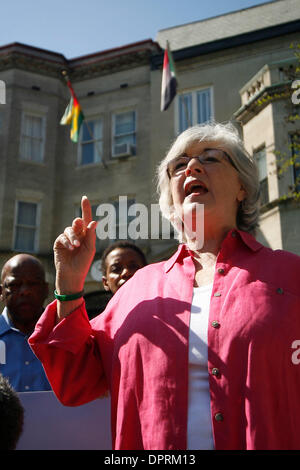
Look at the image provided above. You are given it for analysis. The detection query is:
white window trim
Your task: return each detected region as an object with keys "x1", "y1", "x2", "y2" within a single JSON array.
[
  {"x1": 175, "y1": 86, "x2": 214, "y2": 135},
  {"x1": 12, "y1": 200, "x2": 41, "y2": 253},
  {"x1": 111, "y1": 110, "x2": 137, "y2": 158},
  {"x1": 19, "y1": 111, "x2": 46, "y2": 163},
  {"x1": 77, "y1": 116, "x2": 103, "y2": 166}
]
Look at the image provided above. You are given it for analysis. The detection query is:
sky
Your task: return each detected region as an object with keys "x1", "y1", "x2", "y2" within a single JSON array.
[{"x1": 1, "y1": 0, "x2": 275, "y2": 58}]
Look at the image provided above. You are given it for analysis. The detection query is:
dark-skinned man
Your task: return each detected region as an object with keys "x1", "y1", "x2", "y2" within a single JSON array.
[{"x1": 0, "y1": 254, "x2": 51, "y2": 391}]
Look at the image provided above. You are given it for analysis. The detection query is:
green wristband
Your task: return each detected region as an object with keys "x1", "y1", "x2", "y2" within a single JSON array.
[{"x1": 54, "y1": 289, "x2": 84, "y2": 301}]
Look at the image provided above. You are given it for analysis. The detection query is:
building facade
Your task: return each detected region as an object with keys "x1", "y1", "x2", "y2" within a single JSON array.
[{"x1": 0, "y1": 0, "x2": 299, "y2": 313}]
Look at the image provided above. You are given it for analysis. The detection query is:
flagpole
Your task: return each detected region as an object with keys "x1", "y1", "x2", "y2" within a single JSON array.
[{"x1": 61, "y1": 70, "x2": 107, "y2": 169}]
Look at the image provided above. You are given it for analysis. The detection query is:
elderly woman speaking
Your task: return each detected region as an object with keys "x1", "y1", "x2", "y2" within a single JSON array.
[{"x1": 29, "y1": 122, "x2": 300, "y2": 450}]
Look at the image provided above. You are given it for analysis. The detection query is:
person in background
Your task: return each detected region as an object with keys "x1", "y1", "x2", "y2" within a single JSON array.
[
  {"x1": 0, "y1": 254, "x2": 51, "y2": 392},
  {"x1": 0, "y1": 373, "x2": 24, "y2": 450},
  {"x1": 101, "y1": 241, "x2": 147, "y2": 295},
  {"x1": 29, "y1": 122, "x2": 300, "y2": 450},
  {"x1": 85, "y1": 242, "x2": 147, "y2": 319}
]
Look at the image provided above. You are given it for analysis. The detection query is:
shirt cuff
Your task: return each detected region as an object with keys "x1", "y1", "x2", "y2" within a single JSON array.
[{"x1": 29, "y1": 299, "x2": 92, "y2": 354}]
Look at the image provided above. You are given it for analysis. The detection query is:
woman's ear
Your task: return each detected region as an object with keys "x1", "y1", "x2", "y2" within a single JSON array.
[{"x1": 236, "y1": 184, "x2": 246, "y2": 202}]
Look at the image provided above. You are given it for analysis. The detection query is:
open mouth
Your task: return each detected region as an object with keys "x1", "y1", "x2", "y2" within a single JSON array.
[{"x1": 184, "y1": 180, "x2": 208, "y2": 197}]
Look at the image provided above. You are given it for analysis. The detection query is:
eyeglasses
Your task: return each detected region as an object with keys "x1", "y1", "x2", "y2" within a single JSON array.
[{"x1": 166, "y1": 148, "x2": 236, "y2": 178}]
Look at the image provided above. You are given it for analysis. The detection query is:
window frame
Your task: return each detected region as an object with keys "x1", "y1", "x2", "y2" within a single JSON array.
[
  {"x1": 77, "y1": 117, "x2": 103, "y2": 166},
  {"x1": 19, "y1": 112, "x2": 46, "y2": 163},
  {"x1": 13, "y1": 200, "x2": 41, "y2": 253},
  {"x1": 175, "y1": 86, "x2": 214, "y2": 134},
  {"x1": 111, "y1": 110, "x2": 137, "y2": 158}
]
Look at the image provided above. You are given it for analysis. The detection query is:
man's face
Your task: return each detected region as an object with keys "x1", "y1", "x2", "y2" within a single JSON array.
[
  {"x1": 102, "y1": 248, "x2": 145, "y2": 295},
  {"x1": 0, "y1": 258, "x2": 48, "y2": 328}
]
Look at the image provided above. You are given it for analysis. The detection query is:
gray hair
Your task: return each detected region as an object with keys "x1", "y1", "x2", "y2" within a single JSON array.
[{"x1": 156, "y1": 121, "x2": 260, "y2": 235}]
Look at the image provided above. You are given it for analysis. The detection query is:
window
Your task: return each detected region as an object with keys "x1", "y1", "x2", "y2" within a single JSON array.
[
  {"x1": 254, "y1": 147, "x2": 269, "y2": 205},
  {"x1": 177, "y1": 88, "x2": 212, "y2": 133},
  {"x1": 14, "y1": 201, "x2": 39, "y2": 252},
  {"x1": 112, "y1": 111, "x2": 136, "y2": 157},
  {"x1": 20, "y1": 113, "x2": 45, "y2": 162},
  {"x1": 78, "y1": 119, "x2": 103, "y2": 166}
]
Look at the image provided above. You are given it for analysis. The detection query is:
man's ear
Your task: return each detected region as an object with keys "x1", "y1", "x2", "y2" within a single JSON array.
[
  {"x1": 0, "y1": 284, "x2": 3, "y2": 301},
  {"x1": 102, "y1": 276, "x2": 110, "y2": 292}
]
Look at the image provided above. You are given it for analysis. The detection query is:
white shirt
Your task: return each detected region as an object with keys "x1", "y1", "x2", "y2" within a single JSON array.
[{"x1": 187, "y1": 284, "x2": 214, "y2": 450}]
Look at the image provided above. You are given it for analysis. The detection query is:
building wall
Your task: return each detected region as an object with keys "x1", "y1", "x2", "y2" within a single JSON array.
[
  {"x1": 235, "y1": 51, "x2": 300, "y2": 254},
  {"x1": 0, "y1": 4, "x2": 300, "y2": 310}
]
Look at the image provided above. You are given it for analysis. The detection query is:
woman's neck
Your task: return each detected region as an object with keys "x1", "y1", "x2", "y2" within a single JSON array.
[
  {"x1": 187, "y1": 223, "x2": 234, "y2": 257},
  {"x1": 186, "y1": 224, "x2": 235, "y2": 287}
]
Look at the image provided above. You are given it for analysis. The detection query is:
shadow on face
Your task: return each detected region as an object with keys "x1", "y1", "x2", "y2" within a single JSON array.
[{"x1": 0, "y1": 254, "x2": 48, "y2": 333}]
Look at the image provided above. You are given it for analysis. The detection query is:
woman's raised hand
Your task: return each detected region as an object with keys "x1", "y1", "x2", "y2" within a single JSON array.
[{"x1": 54, "y1": 196, "x2": 97, "y2": 295}]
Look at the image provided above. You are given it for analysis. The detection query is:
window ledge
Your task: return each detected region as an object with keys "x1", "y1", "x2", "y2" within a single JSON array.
[
  {"x1": 76, "y1": 155, "x2": 137, "y2": 169},
  {"x1": 18, "y1": 158, "x2": 46, "y2": 167},
  {"x1": 75, "y1": 161, "x2": 104, "y2": 170},
  {"x1": 108, "y1": 155, "x2": 137, "y2": 164}
]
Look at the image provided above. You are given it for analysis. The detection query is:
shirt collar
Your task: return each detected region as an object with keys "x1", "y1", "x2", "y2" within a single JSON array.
[
  {"x1": 0, "y1": 307, "x2": 12, "y2": 335},
  {"x1": 164, "y1": 243, "x2": 193, "y2": 273},
  {"x1": 164, "y1": 229, "x2": 263, "y2": 273},
  {"x1": 236, "y1": 229, "x2": 263, "y2": 252}
]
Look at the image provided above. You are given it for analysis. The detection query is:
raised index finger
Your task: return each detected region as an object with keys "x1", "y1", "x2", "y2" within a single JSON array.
[{"x1": 81, "y1": 195, "x2": 93, "y2": 226}]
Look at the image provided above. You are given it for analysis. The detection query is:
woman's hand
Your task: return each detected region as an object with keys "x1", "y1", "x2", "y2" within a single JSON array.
[{"x1": 54, "y1": 196, "x2": 97, "y2": 296}]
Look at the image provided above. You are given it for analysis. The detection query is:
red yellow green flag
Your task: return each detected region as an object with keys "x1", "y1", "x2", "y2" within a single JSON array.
[
  {"x1": 160, "y1": 41, "x2": 177, "y2": 111},
  {"x1": 60, "y1": 80, "x2": 84, "y2": 143}
]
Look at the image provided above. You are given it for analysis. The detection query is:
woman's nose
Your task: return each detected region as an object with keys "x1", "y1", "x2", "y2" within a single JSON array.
[{"x1": 184, "y1": 157, "x2": 204, "y2": 176}]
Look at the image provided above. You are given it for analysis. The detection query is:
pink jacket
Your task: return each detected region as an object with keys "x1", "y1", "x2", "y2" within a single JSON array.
[{"x1": 29, "y1": 229, "x2": 300, "y2": 450}]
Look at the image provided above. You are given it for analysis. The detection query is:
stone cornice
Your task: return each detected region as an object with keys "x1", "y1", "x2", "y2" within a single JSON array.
[
  {"x1": 260, "y1": 195, "x2": 300, "y2": 215},
  {"x1": 234, "y1": 81, "x2": 292, "y2": 125},
  {"x1": 69, "y1": 46, "x2": 160, "y2": 81},
  {"x1": 0, "y1": 40, "x2": 162, "y2": 81},
  {"x1": 0, "y1": 50, "x2": 67, "y2": 78}
]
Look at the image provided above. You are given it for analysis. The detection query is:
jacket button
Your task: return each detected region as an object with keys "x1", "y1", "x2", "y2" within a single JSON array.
[
  {"x1": 212, "y1": 367, "x2": 220, "y2": 377},
  {"x1": 214, "y1": 292, "x2": 221, "y2": 297},
  {"x1": 217, "y1": 268, "x2": 225, "y2": 274},
  {"x1": 211, "y1": 320, "x2": 220, "y2": 329},
  {"x1": 277, "y1": 287, "x2": 283, "y2": 294},
  {"x1": 214, "y1": 412, "x2": 224, "y2": 422}
]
